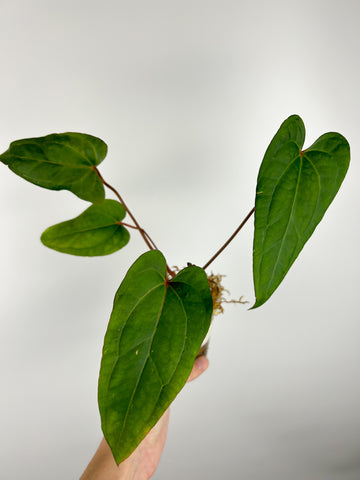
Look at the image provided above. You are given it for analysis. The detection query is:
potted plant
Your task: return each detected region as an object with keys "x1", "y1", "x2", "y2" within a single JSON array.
[{"x1": 0, "y1": 114, "x2": 350, "y2": 465}]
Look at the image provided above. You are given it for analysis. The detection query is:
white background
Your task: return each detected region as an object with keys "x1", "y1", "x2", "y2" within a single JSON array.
[{"x1": 0, "y1": 1, "x2": 359, "y2": 478}]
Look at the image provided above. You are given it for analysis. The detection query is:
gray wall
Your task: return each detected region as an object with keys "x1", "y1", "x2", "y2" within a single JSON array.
[{"x1": 0, "y1": 1, "x2": 359, "y2": 478}]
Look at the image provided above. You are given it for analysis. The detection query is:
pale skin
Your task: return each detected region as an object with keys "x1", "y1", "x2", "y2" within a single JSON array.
[{"x1": 80, "y1": 355, "x2": 209, "y2": 480}]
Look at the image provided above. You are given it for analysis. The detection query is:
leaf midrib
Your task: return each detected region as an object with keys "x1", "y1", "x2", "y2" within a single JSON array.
[
  {"x1": 110, "y1": 279, "x2": 190, "y2": 445},
  {"x1": 45, "y1": 222, "x2": 126, "y2": 239},
  {"x1": 261, "y1": 154, "x2": 303, "y2": 297},
  {"x1": 103, "y1": 268, "x2": 165, "y2": 423},
  {"x1": 116, "y1": 281, "x2": 168, "y2": 440},
  {"x1": 139, "y1": 284, "x2": 189, "y2": 431},
  {"x1": 11, "y1": 138, "x2": 98, "y2": 167},
  {"x1": 261, "y1": 151, "x2": 322, "y2": 298},
  {"x1": 9, "y1": 154, "x2": 94, "y2": 169}
]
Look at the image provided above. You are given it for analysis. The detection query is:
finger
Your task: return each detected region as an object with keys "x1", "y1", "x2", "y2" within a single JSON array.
[{"x1": 187, "y1": 355, "x2": 209, "y2": 383}]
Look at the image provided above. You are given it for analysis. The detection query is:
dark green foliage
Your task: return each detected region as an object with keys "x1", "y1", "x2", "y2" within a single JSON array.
[
  {"x1": 0, "y1": 132, "x2": 107, "y2": 202},
  {"x1": 98, "y1": 250, "x2": 213, "y2": 464},
  {"x1": 41, "y1": 200, "x2": 130, "y2": 256},
  {"x1": 252, "y1": 115, "x2": 350, "y2": 308}
]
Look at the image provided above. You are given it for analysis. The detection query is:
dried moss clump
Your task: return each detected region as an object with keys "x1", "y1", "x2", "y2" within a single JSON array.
[{"x1": 207, "y1": 272, "x2": 248, "y2": 315}]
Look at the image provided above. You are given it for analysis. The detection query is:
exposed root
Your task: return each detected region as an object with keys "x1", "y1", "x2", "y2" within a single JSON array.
[{"x1": 207, "y1": 273, "x2": 248, "y2": 315}]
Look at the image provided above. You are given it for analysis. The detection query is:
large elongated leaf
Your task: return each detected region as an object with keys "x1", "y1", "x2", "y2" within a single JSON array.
[
  {"x1": 0, "y1": 132, "x2": 107, "y2": 203},
  {"x1": 253, "y1": 115, "x2": 350, "y2": 308},
  {"x1": 98, "y1": 250, "x2": 213, "y2": 464},
  {"x1": 41, "y1": 199, "x2": 130, "y2": 256}
]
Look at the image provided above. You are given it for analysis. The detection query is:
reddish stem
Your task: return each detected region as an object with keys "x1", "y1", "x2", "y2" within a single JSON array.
[
  {"x1": 95, "y1": 167, "x2": 176, "y2": 279},
  {"x1": 202, "y1": 207, "x2": 255, "y2": 270},
  {"x1": 95, "y1": 167, "x2": 154, "y2": 251}
]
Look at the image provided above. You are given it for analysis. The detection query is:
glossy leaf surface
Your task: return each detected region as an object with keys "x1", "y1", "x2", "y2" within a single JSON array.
[
  {"x1": 41, "y1": 200, "x2": 129, "y2": 256},
  {"x1": 253, "y1": 115, "x2": 350, "y2": 308},
  {"x1": 0, "y1": 132, "x2": 107, "y2": 202},
  {"x1": 98, "y1": 250, "x2": 213, "y2": 464}
]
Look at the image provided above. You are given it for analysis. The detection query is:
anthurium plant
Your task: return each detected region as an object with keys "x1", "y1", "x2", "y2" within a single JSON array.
[{"x1": 0, "y1": 115, "x2": 350, "y2": 464}]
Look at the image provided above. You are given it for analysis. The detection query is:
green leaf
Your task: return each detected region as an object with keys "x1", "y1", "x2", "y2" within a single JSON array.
[
  {"x1": 41, "y1": 200, "x2": 130, "y2": 256},
  {"x1": 98, "y1": 250, "x2": 213, "y2": 464},
  {"x1": 0, "y1": 132, "x2": 107, "y2": 203},
  {"x1": 253, "y1": 115, "x2": 350, "y2": 308}
]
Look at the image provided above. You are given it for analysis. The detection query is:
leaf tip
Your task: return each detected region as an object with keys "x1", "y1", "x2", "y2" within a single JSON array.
[{"x1": 250, "y1": 297, "x2": 266, "y2": 310}]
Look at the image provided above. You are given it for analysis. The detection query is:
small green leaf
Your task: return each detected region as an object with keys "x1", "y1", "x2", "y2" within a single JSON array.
[
  {"x1": 253, "y1": 115, "x2": 350, "y2": 308},
  {"x1": 41, "y1": 200, "x2": 130, "y2": 256},
  {"x1": 98, "y1": 250, "x2": 213, "y2": 464},
  {"x1": 0, "y1": 132, "x2": 107, "y2": 203}
]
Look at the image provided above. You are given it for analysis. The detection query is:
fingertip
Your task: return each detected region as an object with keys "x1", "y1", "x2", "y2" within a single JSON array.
[
  {"x1": 187, "y1": 355, "x2": 210, "y2": 382},
  {"x1": 195, "y1": 354, "x2": 209, "y2": 373}
]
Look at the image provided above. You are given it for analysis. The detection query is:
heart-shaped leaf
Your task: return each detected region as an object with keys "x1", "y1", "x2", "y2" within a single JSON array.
[
  {"x1": 41, "y1": 199, "x2": 130, "y2": 256},
  {"x1": 0, "y1": 132, "x2": 107, "y2": 203},
  {"x1": 253, "y1": 115, "x2": 350, "y2": 308},
  {"x1": 98, "y1": 250, "x2": 213, "y2": 464}
]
